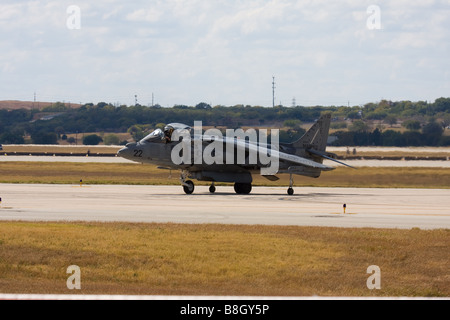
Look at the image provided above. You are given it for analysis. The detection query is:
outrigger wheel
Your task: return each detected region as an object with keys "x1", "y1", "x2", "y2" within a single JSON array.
[
  {"x1": 287, "y1": 173, "x2": 294, "y2": 195},
  {"x1": 183, "y1": 180, "x2": 195, "y2": 194}
]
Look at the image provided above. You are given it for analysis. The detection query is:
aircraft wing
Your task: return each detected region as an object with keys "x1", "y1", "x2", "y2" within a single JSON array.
[
  {"x1": 307, "y1": 148, "x2": 356, "y2": 169},
  {"x1": 276, "y1": 150, "x2": 335, "y2": 171},
  {"x1": 200, "y1": 134, "x2": 335, "y2": 171}
]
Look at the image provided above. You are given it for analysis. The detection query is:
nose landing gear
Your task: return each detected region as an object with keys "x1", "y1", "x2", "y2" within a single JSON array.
[{"x1": 180, "y1": 171, "x2": 195, "y2": 194}]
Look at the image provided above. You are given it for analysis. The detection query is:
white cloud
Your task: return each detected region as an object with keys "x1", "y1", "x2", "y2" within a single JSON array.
[
  {"x1": 126, "y1": 8, "x2": 163, "y2": 23},
  {"x1": 0, "y1": 0, "x2": 449, "y2": 106}
]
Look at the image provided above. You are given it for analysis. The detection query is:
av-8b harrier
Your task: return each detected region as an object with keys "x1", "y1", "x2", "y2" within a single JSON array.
[{"x1": 118, "y1": 113, "x2": 352, "y2": 195}]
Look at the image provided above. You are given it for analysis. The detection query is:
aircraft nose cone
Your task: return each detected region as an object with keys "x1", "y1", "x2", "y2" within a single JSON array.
[
  {"x1": 117, "y1": 146, "x2": 129, "y2": 158},
  {"x1": 117, "y1": 147, "x2": 125, "y2": 155},
  {"x1": 118, "y1": 142, "x2": 139, "y2": 160}
]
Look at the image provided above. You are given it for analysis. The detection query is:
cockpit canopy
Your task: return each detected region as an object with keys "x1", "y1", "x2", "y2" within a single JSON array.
[
  {"x1": 140, "y1": 123, "x2": 191, "y2": 143},
  {"x1": 165, "y1": 123, "x2": 191, "y2": 131},
  {"x1": 141, "y1": 128, "x2": 164, "y2": 142}
]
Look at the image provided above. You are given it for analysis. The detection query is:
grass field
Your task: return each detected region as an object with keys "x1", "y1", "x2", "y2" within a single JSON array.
[
  {"x1": 1, "y1": 145, "x2": 120, "y2": 155},
  {"x1": 327, "y1": 146, "x2": 450, "y2": 158},
  {"x1": 0, "y1": 221, "x2": 448, "y2": 296},
  {"x1": 0, "y1": 161, "x2": 449, "y2": 189},
  {"x1": 1, "y1": 152, "x2": 448, "y2": 297}
]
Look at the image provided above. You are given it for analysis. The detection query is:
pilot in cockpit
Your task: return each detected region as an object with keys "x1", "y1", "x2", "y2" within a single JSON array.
[{"x1": 164, "y1": 125, "x2": 174, "y2": 143}]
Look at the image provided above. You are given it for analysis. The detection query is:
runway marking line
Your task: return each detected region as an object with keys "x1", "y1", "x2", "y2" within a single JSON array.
[
  {"x1": 330, "y1": 212, "x2": 358, "y2": 215},
  {"x1": 329, "y1": 211, "x2": 449, "y2": 217},
  {"x1": 369, "y1": 212, "x2": 450, "y2": 217}
]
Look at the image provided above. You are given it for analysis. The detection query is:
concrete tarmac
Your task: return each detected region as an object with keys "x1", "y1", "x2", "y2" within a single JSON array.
[{"x1": 0, "y1": 184, "x2": 449, "y2": 229}]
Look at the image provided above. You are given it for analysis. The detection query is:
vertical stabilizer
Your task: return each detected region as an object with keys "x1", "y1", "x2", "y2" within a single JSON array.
[{"x1": 292, "y1": 113, "x2": 331, "y2": 152}]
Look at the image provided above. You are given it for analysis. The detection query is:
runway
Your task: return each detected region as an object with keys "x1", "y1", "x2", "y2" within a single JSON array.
[{"x1": 0, "y1": 184, "x2": 449, "y2": 229}]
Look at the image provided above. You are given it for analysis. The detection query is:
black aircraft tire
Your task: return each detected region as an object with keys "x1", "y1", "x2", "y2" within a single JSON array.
[
  {"x1": 234, "y1": 183, "x2": 252, "y2": 195},
  {"x1": 183, "y1": 180, "x2": 195, "y2": 194},
  {"x1": 287, "y1": 187, "x2": 294, "y2": 195},
  {"x1": 209, "y1": 185, "x2": 216, "y2": 193}
]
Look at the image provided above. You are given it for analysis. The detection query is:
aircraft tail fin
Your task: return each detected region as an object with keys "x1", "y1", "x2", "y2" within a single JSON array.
[{"x1": 292, "y1": 113, "x2": 331, "y2": 152}]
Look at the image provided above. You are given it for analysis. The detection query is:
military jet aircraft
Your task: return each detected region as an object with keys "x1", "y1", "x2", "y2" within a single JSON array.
[{"x1": 117, "y1": 113, "x2": 353, "y2": 195}]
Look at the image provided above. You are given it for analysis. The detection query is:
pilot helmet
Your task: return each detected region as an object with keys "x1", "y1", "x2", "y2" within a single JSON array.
[{"x1": 164, "y1": 125, "x2": 174, "y2": 136}]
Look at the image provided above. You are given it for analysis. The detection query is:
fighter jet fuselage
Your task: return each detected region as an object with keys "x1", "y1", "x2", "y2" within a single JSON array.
[{"x1": 118, "y1": 114, "x2": 351, "y2": 195}]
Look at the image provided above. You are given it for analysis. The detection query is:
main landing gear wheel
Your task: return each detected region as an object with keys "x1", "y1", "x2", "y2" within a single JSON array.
[
  {"x1": 209, "y1": 184, "x2": 216, "y2": 193},
  {"x1": 234, "y1": 182, "x2": 252, "y2": 194},
  {"x1": 183, "y1": 180, "x2": 195, "y2": 194}
]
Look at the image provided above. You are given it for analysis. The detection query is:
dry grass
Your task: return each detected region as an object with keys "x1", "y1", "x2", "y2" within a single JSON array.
[
  {"x1": 0, "y1": 101, "x2": 76, "y2": 110},
  {"x1": 0, "y1": 162, "x2": 165, "y2": 185},
  {"x1": 288, "y1": 167, "x2": 450, "y2": 189},
  {"x1": 0, "y1": 222, "x2": 448, "y2": 296},
  {"x1": 0, "y1": 162, "x2": 449, "y2": 189},
  {"x1": 328, "y1": 147, "x2": 450, "y2": 158},
  {"x1": 2, "y1": 145, "x2": 120, "y2": 155}
]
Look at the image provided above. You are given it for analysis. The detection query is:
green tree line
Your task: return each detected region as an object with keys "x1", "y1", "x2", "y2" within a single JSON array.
[
  {"x1": 0, "y1": 98, "x2": 449, "y2": 146},
  {"x1": 331, "y1": 122, "x2": 449, "y2": 147}
]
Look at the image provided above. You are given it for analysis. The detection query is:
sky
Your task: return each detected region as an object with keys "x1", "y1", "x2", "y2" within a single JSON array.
[{"x1": 0, "y1": 0, "x2": 449, "y2": 107}]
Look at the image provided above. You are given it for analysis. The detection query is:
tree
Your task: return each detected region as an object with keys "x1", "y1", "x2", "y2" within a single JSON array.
[
  {"x1": 381, "y1": 130, "x2": 405, "y2": 146},
  {"x1": 104, "y1": 134, "x2": 120, "y2": 145},
  {"x1": 83, "y1": 134, "x2": 103, "y2": 145},
  {"x1": 441, "y1": 113, "x2": 450, "y2": 128},
  {"x1": 384, "y1": 115, "x2": 397, "y2": 127},
  {"x1": 283, "y1": 119, "x2": 302, "y2": 128},
  {"x1": 403, "y1": 120, "x2": 421, "y2": 131},
  {"x1": 195, "y1": 102, "x2": 212, "y2": 109},
  {"x1": 0, "y1": 132, "x2": 25, "y2": 144},
  {"x1": 403, "y1": 131, "x2": 424, "y2": 146},
  {"x1": 433, "y1": 97, "x2": 450, "y2": 112},
  {"x1": 128, "y1": 125, "x2": 144, "y2": 142},
  {"x1": 350, "y1": 120, "x2": 369, "y2": 132},
  {"x1": 31, "y1": 132, "x2": 57, "y2": 144},
  {"x1": 366, "y1": 111, "x2": 387, "y2": 120},
  {"x1": 55, "y1": 126, "x2": 65, "y2": 138},
  {"x1": 347, "y1": 110, "x2": 361, "y2": 119},
  {"x1": 422, "y1": 121, "x2": 443, "y2": 146},
  {"x1": 371, "y1": 128, "x2": 382, "y2": 146}
]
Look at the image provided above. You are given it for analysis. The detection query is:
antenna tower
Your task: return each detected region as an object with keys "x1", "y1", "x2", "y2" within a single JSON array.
[{"x1": 272, "y1": 76, "x2": 276, "y2": 107}]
